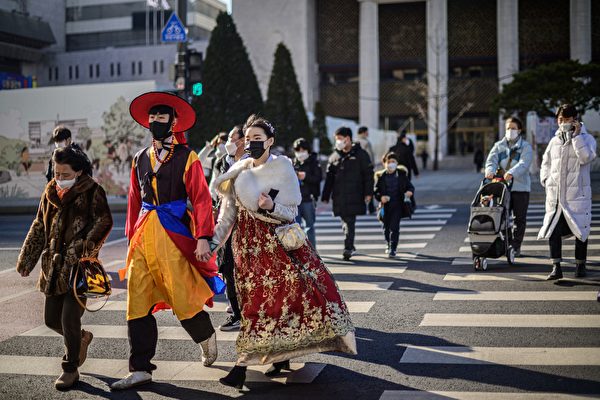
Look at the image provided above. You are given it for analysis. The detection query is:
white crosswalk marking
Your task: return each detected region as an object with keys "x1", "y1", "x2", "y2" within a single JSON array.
[
  {"x1": 444, "y1": 273, "x2": 547, "y2": 281},
  {"x1": 419, "y1": 314, "x2": 600, "y2": 328},
  {"x1": 380, "y1": 391, "x2": 599, "y2": 399},
  {"x1": 433, "y1": 291, "x2": 597, "y2": 301},
  {"x1": 399, "y1": 345, "x2": 600, "y2": 365}
]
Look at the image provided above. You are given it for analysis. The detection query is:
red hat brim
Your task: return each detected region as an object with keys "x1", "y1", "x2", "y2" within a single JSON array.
[{"x1": 129, "y1": 91, "x2": 196, "y2": 133}]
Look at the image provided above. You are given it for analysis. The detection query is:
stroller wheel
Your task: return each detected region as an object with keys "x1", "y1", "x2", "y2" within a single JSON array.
[
  {"x1": 507, "y1": 246, "x2": 516, "y2": 265},
  {"x1": 473, "y1": 257, "x2": 481, "y2": 271},
  {"x1": 481, "y1": 258, "x2": 488, "y2": 271}
]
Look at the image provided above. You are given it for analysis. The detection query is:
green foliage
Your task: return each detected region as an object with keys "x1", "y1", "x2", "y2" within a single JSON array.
[
  {"x1": 190, "y1": 12, "x2": 263, "y2": 148},
  {"x1": 102, "y1": 97, "x2": 147, "y2": 145},
  {"x1": 312, "y1": 101, "x2": 331, "y2": 154},
  {"x1": 264, "y1": 43, "x2": 312, "y2": 149},
  {"x1": 493, "y1": 60, "x2": 600, "y2": 117}
]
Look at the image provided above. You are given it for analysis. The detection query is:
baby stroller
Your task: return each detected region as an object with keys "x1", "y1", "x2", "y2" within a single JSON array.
[{"x1": 467, "y1": 178, "x2": 515, "y2": 271}]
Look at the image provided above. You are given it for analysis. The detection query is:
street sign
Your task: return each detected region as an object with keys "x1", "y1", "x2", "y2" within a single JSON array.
[{"x1": 161, "y1": 12, "x2": 187, "y2": 43}]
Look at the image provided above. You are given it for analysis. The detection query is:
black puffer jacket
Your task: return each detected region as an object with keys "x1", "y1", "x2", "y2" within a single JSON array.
[
  {"x1": 322, "y1": 144, "x2": 374, "y2": 217},
  {"x1": 293, "y1": 152, "x2": 322, "y2": 203}
]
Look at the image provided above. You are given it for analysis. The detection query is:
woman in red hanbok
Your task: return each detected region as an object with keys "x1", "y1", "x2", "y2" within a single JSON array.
[{"x1": 211, "y1": 115, "x2": 356, "y2": 389}]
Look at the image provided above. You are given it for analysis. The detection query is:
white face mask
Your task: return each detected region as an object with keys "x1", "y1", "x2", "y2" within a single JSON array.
[
  {"x1": 56, "y1": 177, "x2": 77, "y2": 190},
  {"x1": 387, "y1": 162, "x2": 398, "y2": 172},
  {"x1": 335, "y1": 139, "x2": 346, "y2": 151},
  {"x1": 55, "y1": 141, "x2": 67, "y2": 149},
  {"x1": 295, "y1": 151, "x2": 309, "y2": 162},
  {"x1": 505, "y1": 129, "x2": 520, "y2": 141},
  {"x1": 225, "y1": 141, "x2": 238, "y2": 156},
  {"x1": 559, "y1": 122, "x2": 573, "y2": 133}
]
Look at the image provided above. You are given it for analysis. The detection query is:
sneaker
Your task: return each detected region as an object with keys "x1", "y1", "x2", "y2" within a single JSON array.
[
  {"x1": 384, "y1": 243, "x2": 390, "y2": 254},
  {"x1": 342, "y1": 249, "x2": 352, "y2": 261},
  {"x1": 79, "y1": 329, "x2": 93, "y2": 367},
  {"x1": 200, "y1": 332, "x2": 218, "y2": 366},
  {"x1": 55, "y1": 370, "x2": 79, "y2": 390},
  {"x1": 219, "y1": 316, "x2": 241, "y2": 332},
  {"x1": 388, "y1": 250, "x2": 397, "y2": 258},
  {"x1": 110, "y1": 371, "x2": 152, "y2": 391},
  {"x1": 225, "y1": 305, "x2": 233, "y2": 314}
]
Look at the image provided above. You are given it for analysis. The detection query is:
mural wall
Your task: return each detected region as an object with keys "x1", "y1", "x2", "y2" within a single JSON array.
[{"x1": 0, "y1": 80, "x2": 156, "y2": 198}]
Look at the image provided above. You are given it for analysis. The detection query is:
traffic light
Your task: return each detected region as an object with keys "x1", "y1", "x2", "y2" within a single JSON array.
[{"x1": 186, "y1": 49, "x2": 203, "y2": 96}]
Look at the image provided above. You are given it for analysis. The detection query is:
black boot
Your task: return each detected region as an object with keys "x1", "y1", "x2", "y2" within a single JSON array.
[
  {"x1": 575, "y1": 263, "x2": 587, "y2": 278},
  {"x1": 219, "y1": 366, "x2": 246, "y2": 389},
  {"x1": 546, "y1": 263, "x2": 563, "y2": 280},
  {"x1": 265, "y1": 360, "x2": 290, "y2": 377}
]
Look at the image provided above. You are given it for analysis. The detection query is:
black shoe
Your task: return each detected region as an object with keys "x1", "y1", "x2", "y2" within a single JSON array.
[
  {"x1": 265, "y1": 360, "x2": 290, "y2": 377},
  {"x1": 343, "y1": 249, "x2": 352, "y2": 261},
  {"x1": 219, "y1": 366, "x2": 246, "y2": 390},
  {"x1": 388, "y1": 250, "x2": 396, "y2": 258},
  {"x1": 513, "y1": 247, "x2": 521, "y2": 257},
  {"x1": 575, "y1": 263, "x2": 587, "y2": 278},
  {"x1": 219, "y1": 315, "x2": 241, "y2": 332},
  {"x1": 546, "y1": 264, "x2": 563, "y2": 280}
]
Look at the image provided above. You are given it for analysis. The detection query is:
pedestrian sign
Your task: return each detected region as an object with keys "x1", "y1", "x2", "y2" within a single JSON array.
[{"x1": 161, "y1": 13, "x2": 187, "y2": 43}]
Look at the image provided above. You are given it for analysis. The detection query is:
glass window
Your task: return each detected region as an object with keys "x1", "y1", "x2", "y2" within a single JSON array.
[
  {"x1": 75, "y1": 65, "x2": 79, "y2": 79},
  {"x1": 69, "y1": 65, "x2": 72, "y2": 80},
  {"x1": 110, "y1": 63, "x2": 114, "y2": 77},
  {"x1": 117, "y1": 63, "x2": 121, "y2": 76},
  {"x1": 48, "y1": 67, "x2": 52, "y2": 81},
  {"x1": 96, "y1": 64, "x2": 100, "y2": 77},
  {"x1": 89, "y1": 64, "x2": 93, "y2": 78},
  {"x1": 55, "y1": 67, "x2": 58, "y2": 81},
  {"x1": 138, "y1": 61, "x2": 142, "y2": 75},
  {"x1": 131, "y1": 61, "x2": 135, "y2": 75},
  {"x1": 153, "y1": 60, "x2": 157, "y2": 74},
  {"x1": 160, "y1": 60, "x2": 164, "y2": 74}
]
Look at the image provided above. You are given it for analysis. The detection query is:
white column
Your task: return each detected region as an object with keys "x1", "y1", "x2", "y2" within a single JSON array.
[
  {"x1": 497, "y1": 0, "x2": 519, "y2": 89},
  {"x1": 359, "y1": 0, "x2": 380, "y2": 129},
  {"x1": 570, "y1": 0, "x2": 591, "y2": 63},
  {"x1": 426, "y1": 0, "x2": 448, "y2": 158}
]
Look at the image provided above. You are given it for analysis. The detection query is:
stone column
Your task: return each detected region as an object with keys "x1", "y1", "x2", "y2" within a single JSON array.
[
  {"x1": 570, "y1": 0, "x2": 591, "y2": 63},
  {"x1": 359, "y1": 0, "x2": 380, "y2": 129},
  {"x1": 497, "y1": 0, "x2": 519, "y2": 89},
  {"x1": 426, "y1": 0, "x2": 448, "y2": 159}
]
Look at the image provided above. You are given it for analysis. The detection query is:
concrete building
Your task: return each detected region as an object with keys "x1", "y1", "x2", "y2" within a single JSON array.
[
  {"x1": 0, "y1": 0, "x2": 226, "y2": 90},
  {"x1": 232, "y1": 0, "x2": 597, "y2": 157}
]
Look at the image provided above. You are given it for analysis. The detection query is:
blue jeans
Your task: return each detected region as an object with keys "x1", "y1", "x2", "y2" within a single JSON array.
[{"x1": 296, "y1": 201, "x2": 316, "y2": 247}]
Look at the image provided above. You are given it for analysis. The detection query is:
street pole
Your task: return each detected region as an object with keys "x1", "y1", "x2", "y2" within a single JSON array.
[{"x1": 176, "y1": 0, "x2": 188, "y2": 100}]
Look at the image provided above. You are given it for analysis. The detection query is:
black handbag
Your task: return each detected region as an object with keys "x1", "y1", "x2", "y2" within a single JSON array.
[{"x1": 69, "y1": 245, "x2": 111, "y2": 312}]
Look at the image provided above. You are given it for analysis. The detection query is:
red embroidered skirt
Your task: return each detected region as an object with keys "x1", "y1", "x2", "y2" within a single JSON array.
[{"x1": 232, "y1": 208, "x2": 357, "y2": 365}]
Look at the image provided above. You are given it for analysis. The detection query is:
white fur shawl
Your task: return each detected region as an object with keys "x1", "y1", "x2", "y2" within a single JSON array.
[{"x1": 214, "y1": 155, "x2": 302, "y2": 211}]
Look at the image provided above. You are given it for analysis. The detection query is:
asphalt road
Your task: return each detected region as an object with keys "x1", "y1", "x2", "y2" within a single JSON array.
[{"x1": 0, "y1": 203, "x2": 599, "y2": 400}]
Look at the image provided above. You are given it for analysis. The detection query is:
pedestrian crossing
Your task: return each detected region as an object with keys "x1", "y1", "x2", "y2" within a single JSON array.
[
  {"x1": 460, "y1": 202, "x2": 600, "y2": 256},
  {"x1": 313, "y1": 207, "x2": 456, "y2": 258}
]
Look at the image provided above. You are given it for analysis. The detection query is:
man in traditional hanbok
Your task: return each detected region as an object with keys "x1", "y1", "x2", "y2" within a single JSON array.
[{"x1": 111, "y1": 92, "x2": 224, "y2": 390}]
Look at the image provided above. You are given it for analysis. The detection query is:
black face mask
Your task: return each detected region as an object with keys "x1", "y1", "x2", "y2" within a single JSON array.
[
  {"x1": 245, "y1": 140, "x2": 267, "y2": 159},
  {"x1": 148, "y1": 104, "x2": 175, "y2": 142}
]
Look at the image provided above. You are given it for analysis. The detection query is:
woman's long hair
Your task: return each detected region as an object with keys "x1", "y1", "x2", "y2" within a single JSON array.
[{"x1": 53, "y1": 144, "x2": 93, "y2": 177}]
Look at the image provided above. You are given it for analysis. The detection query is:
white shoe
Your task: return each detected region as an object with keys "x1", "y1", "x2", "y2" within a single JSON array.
[
  {"x1": 110, "y1": 371, "x2": 152, "y2": 391},
  {"x1": 225, "y1": 305, "x2": 233, "y2": 314},
  {"x1": 200, "y1": 332, "x2": 218, "y2": 366}
]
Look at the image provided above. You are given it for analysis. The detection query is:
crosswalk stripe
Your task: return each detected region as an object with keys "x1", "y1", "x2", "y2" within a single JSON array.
[
  {"x1": 464, "y1": 235, "x2": 600, "y2": 242},
  {"x1": 317, "y1": 234, "x2": 435, "y2": 242},
  {"x1": 317, "y1": 226, "x2": 442, "y2": 234},
  {"x1": 528, "y1": 203, "x2": 600, "y2": 209},
  {"x1": 433, "y1": 291, "x2": 597, "y2": 301},
  {"x1": 459, "y1": 244, "x2": 600, "y2": 252},
  {"x1": 318, "y1": 243, "x2": 427, "y2": 251},
  {"x1": 327, "y1": 266, "x2": 406, "y2": 275},
  {"x1": 316, "y1": 213, "x2": 453, "y2": 221},
  {"x1": 399, "y1": 345, "x2": 600, "y2": 365},
  {"x1": 444, "y1": 273, "x2": 547, "y2": 281},
  {"x1": 96, "y1": 300, "x2": 376, "y2": 313},
  {"x1": 525, "y1": 226, "x2": 600, "y2": 233},
  {"x1": 315, "y1": 220, "x2": 447, "y2": 228},
  {"x1": 337, "y1": 281, "x2": 393, "y2": 290},
  {"x1": 380, "y1": 391, "x2": 599, "y2": 399},
  {"x1": 0, "y1": 355, "x2": 324, "y2": 383},
  {"x1": 419, "y1": 314, "x2": 600, "y2": 328}
]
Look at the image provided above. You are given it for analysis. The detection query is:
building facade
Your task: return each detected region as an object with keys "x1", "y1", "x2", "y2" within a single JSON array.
[
  {"x1": 232, "y1": 0, "x2": 597, "y2": 156},
  {"x1": 0, "y1": 0, "x2": 226, "y2": 90}
]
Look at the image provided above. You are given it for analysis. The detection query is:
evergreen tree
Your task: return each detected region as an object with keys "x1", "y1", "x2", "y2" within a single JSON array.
[
  {"x1": 189, "y1": 12, "x2": 263, "y2": 148},
  {"x1": 264, "y1": 43, "x2": 312, "y2": 149},
  {"x1": 312, "y1": 101, "x2": 331, "y2": 154}
]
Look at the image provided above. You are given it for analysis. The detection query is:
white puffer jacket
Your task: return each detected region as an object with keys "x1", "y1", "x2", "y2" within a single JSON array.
[{"x1": 538, "y1": 129, "x2": 597, "y2": 241}]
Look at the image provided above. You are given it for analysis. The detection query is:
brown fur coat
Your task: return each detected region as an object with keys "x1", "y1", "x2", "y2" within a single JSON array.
[{"x1": 16, "y1": 175, "x2": 113, "y2": 296}]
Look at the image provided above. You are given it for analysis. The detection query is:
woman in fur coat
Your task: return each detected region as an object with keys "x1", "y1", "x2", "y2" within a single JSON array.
[
  {"x1": 16, "y1": 146, "x2": 113, "y2": 390},
  {"x1": 211, "y1": 115, "x2": 357, "y2": 389}
]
